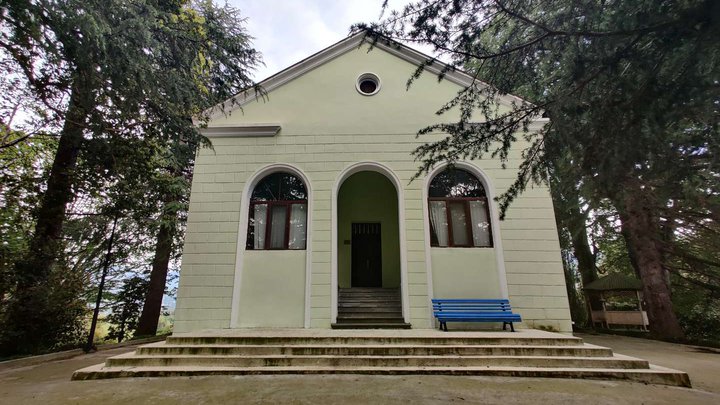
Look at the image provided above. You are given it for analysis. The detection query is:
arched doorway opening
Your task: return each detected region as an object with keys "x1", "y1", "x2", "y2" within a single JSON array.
[
  {"x1": 337, "y1": 171, "x2": 401, "y2": 289},
  {"x1": 331, "y1": 163, "x2": 410, "y2": 328}
]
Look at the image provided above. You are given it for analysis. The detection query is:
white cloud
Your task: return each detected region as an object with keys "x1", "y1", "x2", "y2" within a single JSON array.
[{"x1": 228, "y1": 0, "x2": 435, "y2": 81}]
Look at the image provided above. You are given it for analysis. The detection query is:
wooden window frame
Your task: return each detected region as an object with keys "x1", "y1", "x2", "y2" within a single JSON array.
[
  {"x1": 428, "y1": 196, "x2": 493, "y2": 248},
  {"x1": 248, "y1": 200, "x2": 307, "y2": 250}
]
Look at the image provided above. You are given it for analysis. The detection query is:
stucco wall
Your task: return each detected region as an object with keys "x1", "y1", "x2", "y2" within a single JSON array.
[
  {"x1": 173, "y1": 41, "x2": 572, "y2": 333},
  {"x1": 237, "y1": 251, "x2": 306, "y2": 327},
  {"x1": 430, "y1": 248, "x2": 500, "y2": 298},
  {"x1": 337, "y1": 171, "x2": 401, "y2": 289}
]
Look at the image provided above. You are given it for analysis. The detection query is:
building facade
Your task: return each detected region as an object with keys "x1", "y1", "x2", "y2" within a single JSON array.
[{"x1": 173, "y1": 32, "x2": 572, "y2": 333}]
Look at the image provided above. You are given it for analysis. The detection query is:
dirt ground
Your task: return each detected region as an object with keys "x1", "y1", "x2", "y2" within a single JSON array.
[
  {"x1": 578, "y1": 332, "x2": 720, "y2": 394},
  {"x1": 1, "y1": 333, "x2": 718, "y2": 405}
]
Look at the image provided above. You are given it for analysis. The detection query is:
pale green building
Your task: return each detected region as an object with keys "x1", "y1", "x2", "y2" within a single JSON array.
[{"x1": 173, "y1": 32, "x2": 572, "y2": 333}]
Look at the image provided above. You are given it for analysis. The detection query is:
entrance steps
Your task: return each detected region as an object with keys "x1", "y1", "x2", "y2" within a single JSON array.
[
  {"x1": 72, "y1": 329, "x2": 690, "y2": 386},
  {"x1": 333, "y1": 288, "x2": 410, "y2": 329}
]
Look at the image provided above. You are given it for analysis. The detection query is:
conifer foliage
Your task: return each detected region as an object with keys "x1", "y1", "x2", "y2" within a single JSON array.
[
  {"x1": 0, "y1": 0, "x2": 260, "y2": 355},
  {"x1": 358, "y1": 0, "x2": 719, "y2": 339}
]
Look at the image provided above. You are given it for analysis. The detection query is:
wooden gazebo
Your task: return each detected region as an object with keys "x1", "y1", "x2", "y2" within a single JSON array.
[{"x1": 584, "y1": 273, "x2": 649, "y2": 331}]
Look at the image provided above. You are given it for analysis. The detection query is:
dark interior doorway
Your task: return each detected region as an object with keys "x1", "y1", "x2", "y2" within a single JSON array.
[{"x1": 351, "y1": 223, "x2": 382, "y2": 287}]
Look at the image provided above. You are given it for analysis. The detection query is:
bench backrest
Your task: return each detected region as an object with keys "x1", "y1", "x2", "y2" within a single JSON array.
[{"x1": 432, "y1": 299, "x2": 513, "y2": 313}]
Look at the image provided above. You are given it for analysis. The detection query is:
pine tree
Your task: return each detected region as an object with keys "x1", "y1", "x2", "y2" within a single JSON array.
[
  {"x1": 358, "y1": 0, "x2": 719, "y2": 339},
  {"x1": 0, "y1": 0, "x2": 260, "y2": 354}
]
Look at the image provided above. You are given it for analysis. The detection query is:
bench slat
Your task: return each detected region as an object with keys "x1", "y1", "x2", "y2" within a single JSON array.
[
  {"x1": 431, "y1": 298, "x2": 522, "y2": 332},
  {"x1": 432, "y1": 299, "x2": 510, "y2": 303},
  {"x1": 433, "y1": 306, "x2": 513, "y2": 310}
]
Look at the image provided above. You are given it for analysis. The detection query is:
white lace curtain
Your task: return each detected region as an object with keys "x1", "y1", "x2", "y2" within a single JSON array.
[
  {"x1": 269, "y1": 205, "x2": 287, "y2": 248},
  {"x1": 253, "y1": 203, "x2": 307, "y2": 249},
  {"x1": 253, "y1": 204, "x2": 267, "y2": 249},
  {"x1": 429, "y1": 201, "x2": 449, "y2": 246},
  {"x1": 288, "y1": 204, "x2": 307, "y2": 249},
  {"x1": 469, "y1": 200, "x2": 491, "y2": 247},
  {"x1": 429, "y1": 200, "x2": 491, "y2": 247}
]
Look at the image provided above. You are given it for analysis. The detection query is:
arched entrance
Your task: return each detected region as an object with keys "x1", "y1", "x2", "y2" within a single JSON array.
[
  {"x1": 330, "y1": 163, "x2": 410, "y2": 328},
  {"x1": 338, "y1": 171, "x2": 401, "y2": 289}
]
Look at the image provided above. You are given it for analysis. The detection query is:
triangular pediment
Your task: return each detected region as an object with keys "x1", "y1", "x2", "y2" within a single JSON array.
[{"x1": 203, "y1": 31, "x2": 529, "y2": 124}]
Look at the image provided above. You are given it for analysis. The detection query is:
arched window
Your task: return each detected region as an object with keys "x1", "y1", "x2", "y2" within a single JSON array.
[
  {"x1": 246, "y1": 172, "x2": 308, "y2": 250},
  {"x1": 428, "y1": 168, "x2": 492, "y2": 247}
]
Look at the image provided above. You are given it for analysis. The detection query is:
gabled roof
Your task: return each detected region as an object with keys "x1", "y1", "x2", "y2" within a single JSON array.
[{"x1": 205, "y1": 30, "x2": 533, "y2": 121}]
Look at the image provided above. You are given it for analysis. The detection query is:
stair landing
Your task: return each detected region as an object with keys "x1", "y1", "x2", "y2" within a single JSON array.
[{"x1": 72, "y1": 329, "x2": 690, "y2": 387}]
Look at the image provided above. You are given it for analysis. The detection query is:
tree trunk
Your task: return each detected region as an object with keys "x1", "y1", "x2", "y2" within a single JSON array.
[
  {"x1": 560, "y1": 250, "x2": 587, "y2": 326},
  {"x1": 620, "y1": 222, "x2": 643, "y2": 280},
  {"x1": 17, "y1": 87, "x2": 88, "y2": 286},
  {"x1": 1, "y1": 74, "x2": 91, "y2": 354},
  {"x1": 117, "y1": 306, "x2": 128, "y2": 343},
  {"x1": 617, "y1": 182, "x2": 685, "y2": 340},
  {"x1": 135, "y1": 213, "x2": 176, "y2": 337},
  {"x1": 571, "y1": 220, "x2": 598, "y2": 286},
  {"x1": 550, "y1": 181, "x2": 599, "y2": 326}
]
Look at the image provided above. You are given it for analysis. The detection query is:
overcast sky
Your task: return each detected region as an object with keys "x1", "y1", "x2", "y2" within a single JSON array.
[{"x1": 227, "y1": 0, "x2": 427, "y2": 81}]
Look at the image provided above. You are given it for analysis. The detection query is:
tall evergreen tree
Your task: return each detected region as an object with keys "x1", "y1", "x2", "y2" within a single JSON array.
[
  {"x1": 359, "y1": 0, "x2": 719, "y2": 339},
  {"x1": 136, "y1": 139, "x2": 194, "y2": 337},
  {"x1": 0, "y1": 0, "x2": 260, "y2": 354}
]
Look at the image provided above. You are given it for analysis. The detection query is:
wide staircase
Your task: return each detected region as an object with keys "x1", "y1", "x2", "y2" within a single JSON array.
[
  {"x1": 72, "y1": 329, "x2": 690, "y2": 386},
  {"x1": 332, "y1": 288, "x2": 410, "y2": 329}
]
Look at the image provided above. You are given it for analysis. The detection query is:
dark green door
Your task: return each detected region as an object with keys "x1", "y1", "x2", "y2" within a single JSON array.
[{"x1": 351, "y1": 223, "x2": 382, "y2": 287}]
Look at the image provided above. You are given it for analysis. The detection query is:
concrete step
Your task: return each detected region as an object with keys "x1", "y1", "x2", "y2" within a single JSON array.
[
  {"x1": 72, "y1": 364, "x2": 691, "y2": 387},
  {"x1": 338, "y1": 297, "x2": 400, "y2": 302},
  {"x1": 337, "y1": 310, "x2": 402, "y2": 316},
  {"x1": 135, "y1": 343, "x2": 614, "y2": 357},
  {"x1": 339, "y1": 290, "x2": 400, "y2": 294},
  {"x1": 330, "y1": 322, "x2": 413, "y2": 329},
  {"x1": 338, "y1": 291, "x2": 400, "y2": 297},
  {"x1": 164, "y1": 335, "x2": 585, "y2": 346},
  {"x1": 337, "y1": 313, "x2": 404, "y2": 319},
  {"x1": 71, "y1": 330, "x2": 691, "y2": 387},
  {"x1": 338, "y1": 302, "x2": 402, "y2": 307},
  {"x1": 105, "y1": 353, "x2": 649, "y2": 369},
  {"x1": 335, "y1": 320, "x2": 408, "y2": 326},
  {"x1": 337, "y1": 307, "x2": 402, "y2": 313},
  {"x1": 339, "y1": 291, "x2": 400, "y2": 295},
  {"x1": 335, "y1": 316, "x2": 405, "y2": 321}
]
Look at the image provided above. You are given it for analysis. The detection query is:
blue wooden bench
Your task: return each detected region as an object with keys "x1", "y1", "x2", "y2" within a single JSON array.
[{"x1": 431, "y1": 299, "x2": 522, "y2": 332}]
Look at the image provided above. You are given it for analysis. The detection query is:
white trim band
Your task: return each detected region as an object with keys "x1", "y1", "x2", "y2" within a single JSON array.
[{"x1": 200, "y1": 125, "x2": 281, "y2": 137}]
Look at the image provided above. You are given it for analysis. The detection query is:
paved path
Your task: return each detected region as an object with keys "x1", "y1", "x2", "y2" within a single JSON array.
[
  {"x1": 1, "y1": 334, "x2": 718, "y2": 404},
  {"x1": 578, "y1": 332, "x2": 720, "y2": 394}
]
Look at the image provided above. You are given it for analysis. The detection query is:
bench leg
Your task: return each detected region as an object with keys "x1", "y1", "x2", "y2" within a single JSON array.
[
  {"x1": 442, "y1": 322, "x2": 448, "y2": 332},
  {"x1": 502, "y1": 322, "x2": 515, "y2": 332}
]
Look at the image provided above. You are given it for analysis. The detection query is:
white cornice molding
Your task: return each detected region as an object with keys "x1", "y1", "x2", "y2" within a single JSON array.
[{"x1": 199, "y1": 125, "x2": 281, "y2": 137}]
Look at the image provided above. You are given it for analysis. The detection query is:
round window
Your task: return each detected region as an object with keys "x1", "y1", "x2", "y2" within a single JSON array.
[{"x1": 356, "y1": 73, "x2": 381, "y2": 96}]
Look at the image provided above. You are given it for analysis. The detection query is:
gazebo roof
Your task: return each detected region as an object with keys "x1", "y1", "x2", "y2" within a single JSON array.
[{"x1": 583, "y1": 273, "x2": 643, "y2": 291}]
